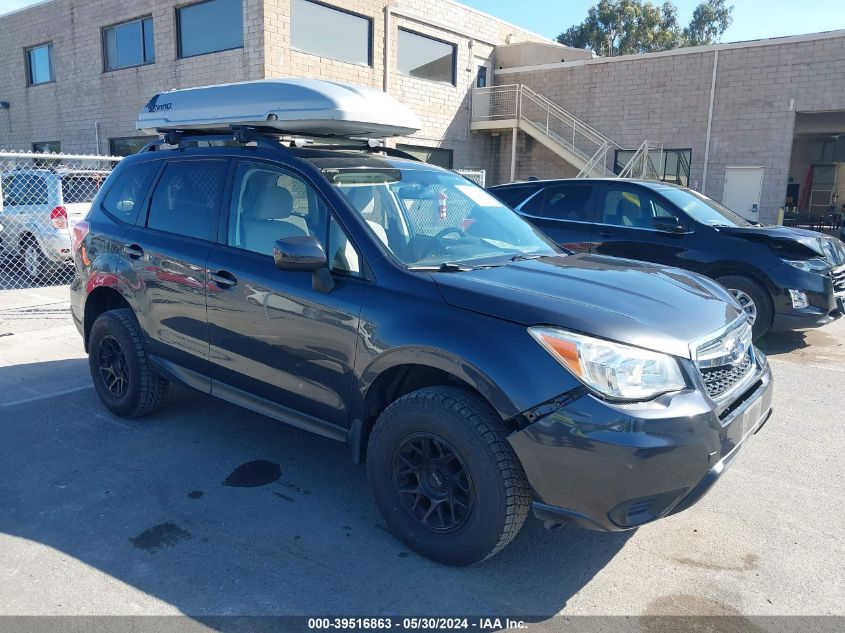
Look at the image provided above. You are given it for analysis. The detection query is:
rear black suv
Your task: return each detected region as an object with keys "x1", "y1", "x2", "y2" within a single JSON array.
[
  {"x1": 71, "y1": 133, "x2": 773, "y2": 565},
  {"x1": 490, "y1": 178, "x2": 845, "y2": 339}
]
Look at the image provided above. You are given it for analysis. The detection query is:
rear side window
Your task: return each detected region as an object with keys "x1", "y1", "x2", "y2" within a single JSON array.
[
  {"x1": 522, "y1": 184, "x2": 594, "y2": 221},
  {"x1": 489, "y1": 185, "x2": 536, "y2": 208},
  {"x1": 1, "y1": 174, "x2": 50, "y2": 206},
  {"x1": 101, "y1": 161, "x2": 159, "y2": 223},
  {"x1": 147, "y1": 160, "x2": 227, "y2": 240},
  {"x1": 62, "y1": 175, "x2": 105, "y2": 204}
]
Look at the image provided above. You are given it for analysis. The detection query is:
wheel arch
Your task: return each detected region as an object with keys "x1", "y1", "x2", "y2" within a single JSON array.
[
  {"x1": 349, "y1": 350, "x2": 521, "y2": 464},
  {"x1": 704, "y1": 262, "x2": 775, "y2": 296},
  {"x1": 83, "y1": 285, "x2": 132, "y2": 352}
]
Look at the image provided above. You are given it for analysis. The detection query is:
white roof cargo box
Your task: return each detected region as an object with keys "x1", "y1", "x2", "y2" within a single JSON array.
[{"x1": 136, "y1": 78, "x2": 421, "y2": 139}]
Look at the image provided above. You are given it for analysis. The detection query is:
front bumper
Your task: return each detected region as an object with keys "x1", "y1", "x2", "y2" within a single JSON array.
[
  {"x1": 509, "y1": 356, "x2": 774, "y2": 531},
  {"x1": 768, "y1": 264, "x2": 842, "y2": 332}
]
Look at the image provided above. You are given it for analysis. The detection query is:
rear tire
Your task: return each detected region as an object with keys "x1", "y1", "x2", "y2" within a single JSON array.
[
  {"x1": 367, "y1": 386, "x2": 531, "y2": 566},
  {"x1": 88, "y1": 308, "x2": 169, "y2": 418},
  {"x1": 716, "y1": 275, "x2": 773, "y2": 340},
  {"x1": 22, "y1": 238, "x2": 50, "y2": 282}
]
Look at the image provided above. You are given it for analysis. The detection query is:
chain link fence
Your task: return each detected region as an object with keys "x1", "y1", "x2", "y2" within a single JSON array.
[
  {"x1": 0, "y1": 151, "x2": 121, "y2": 291},
  {"x1": 454, "y1": 169, "x2": 486, "y2": 188}
]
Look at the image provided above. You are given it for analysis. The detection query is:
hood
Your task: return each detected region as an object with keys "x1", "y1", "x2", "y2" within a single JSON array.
[
  {"x1": 717, "y1": 225, "x2": 845, "y2": 266},
  {"x1": 434, "y1": 254, "x2": 742, "y2": 359}
]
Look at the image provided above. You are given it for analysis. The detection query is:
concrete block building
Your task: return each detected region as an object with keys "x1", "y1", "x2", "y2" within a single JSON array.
[
  {"x1": 1, "y1": 0, "x2": 843, "y2": 225},
  {"x1": 0, "y1": 0, "x2": 552, "y2": 169}
]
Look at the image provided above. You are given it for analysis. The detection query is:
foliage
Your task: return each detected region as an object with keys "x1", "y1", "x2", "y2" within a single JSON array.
[{"x1": 557, "y1": 0, "x2": 733, "y2": 56}]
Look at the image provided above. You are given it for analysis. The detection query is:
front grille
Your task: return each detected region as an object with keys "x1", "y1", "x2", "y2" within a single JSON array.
[
  {"x1": 699, "y1": 352, "x2": 753, "y2": 399},
  {"x1": 692, "y1": 318, "x2": 756, "y2": 404},
  {"x1": 831, "y1": 265, "x2": 845, "y2": 296}
]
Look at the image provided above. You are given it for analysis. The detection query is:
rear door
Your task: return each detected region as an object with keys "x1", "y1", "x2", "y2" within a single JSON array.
[
  {"x1": 121, "y1": 157, "x2": 230, "y2": 389},
  {"x1": 590, "y1": 182, "x2": 690, "y2": 267},
  {"x1": 205, "y1": 159, "x2": 364, "y2": 430},
  {"x1": 516, "y1": 182, "x2": 597, "y2": 253}
]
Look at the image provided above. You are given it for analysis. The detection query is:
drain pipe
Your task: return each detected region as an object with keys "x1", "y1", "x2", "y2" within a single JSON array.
[
  {"x1": 383, "y1": 6, "x2": 392, "y2": 94},
  {"x1": 701, "y1": 49, "x2": 719, "y2": 194},
  {"x1": 94, "y1": 121, "x2": 101, "y2": 154}
]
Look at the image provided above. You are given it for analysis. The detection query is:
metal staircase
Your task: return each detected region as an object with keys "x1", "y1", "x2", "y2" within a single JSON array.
[{"x1": 471, "y1": 84, "x2": 661, "y2": 182}]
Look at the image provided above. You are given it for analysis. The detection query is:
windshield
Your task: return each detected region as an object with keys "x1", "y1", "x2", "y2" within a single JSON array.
[
  {"x1": 658, "y1": 187, "x2": 751, "y2": 227},
  {"x1": 324, "y1": 166, "x2": 559, "y2": 269}
]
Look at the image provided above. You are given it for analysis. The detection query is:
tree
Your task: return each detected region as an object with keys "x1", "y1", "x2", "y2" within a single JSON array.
[
  {"x1": 684, "y1": 0, "x2": 733, "y2": 46},
  {"x1": 557, "y1": 0, "x2": 733, "y2": 56}
]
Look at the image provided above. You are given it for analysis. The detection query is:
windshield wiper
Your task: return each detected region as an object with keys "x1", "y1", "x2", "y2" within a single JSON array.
[
  {"x1": 508, "y1": 253, "x2": 545, "y2": 263},
  {"x1": 407, "y1": 262, "x2": 473, "y2": 272}
]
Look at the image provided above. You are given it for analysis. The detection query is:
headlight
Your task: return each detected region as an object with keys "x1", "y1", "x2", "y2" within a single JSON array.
[
  {"x1": 529, "y1": 327, "x2": 686, "y2": 401},
  {"x1": 784, "y1": 258, "x2": 829, "y2": 273}
]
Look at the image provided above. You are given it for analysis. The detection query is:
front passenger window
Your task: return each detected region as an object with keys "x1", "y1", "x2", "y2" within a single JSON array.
[
  {"x1": 600, "y1": 188, "x2": 649, "y2": 229},
  {"x1": 228, "y1": 162, "x2": 327, "y2": 256}
]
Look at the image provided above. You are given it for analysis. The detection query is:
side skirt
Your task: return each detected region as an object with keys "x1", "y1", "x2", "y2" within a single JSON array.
[{"x1": 150, "y1": 354, "x2": 348, "y2": 443}]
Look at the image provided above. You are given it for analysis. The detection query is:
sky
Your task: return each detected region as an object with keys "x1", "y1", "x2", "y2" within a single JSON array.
[{"x1": 1, "y1": 0, "x2": 844, "y2": 42}]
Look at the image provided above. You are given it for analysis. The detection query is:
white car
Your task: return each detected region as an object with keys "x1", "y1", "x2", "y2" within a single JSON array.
[{"x1": 0, "y1": 168, "x2": 106, "y2": 280}]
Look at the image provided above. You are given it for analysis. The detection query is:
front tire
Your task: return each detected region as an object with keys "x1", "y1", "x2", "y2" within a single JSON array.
[
  {"x1": 88, "y1": 308, "x2": 169, "y2": 418},
  {"x1": 367, "y1": 386, "x2": 531, "y2": 566},
  {"x1": 717, "y1": 275, "x2": 773, "y2": 341}
]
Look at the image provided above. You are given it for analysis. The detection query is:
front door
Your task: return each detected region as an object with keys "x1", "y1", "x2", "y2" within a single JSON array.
[
  {"x1": 125, "y1": 157, "x2": 229, "y2": 388},
  {"x1": 722, "y1": 167, "x2": 764, "y2": 221},
  {"x1": 590, "y1": 183, "x2": 690, "y2": 268},
  {"x1": 205, "y1": 160, "x2": 364, "y2": 430}
]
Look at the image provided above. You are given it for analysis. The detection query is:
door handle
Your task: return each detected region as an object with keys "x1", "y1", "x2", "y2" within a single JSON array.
[
  {"x1": 210, "y1": 270, "x2": 237, "y2": 288},
  {"x1": 597, "y1": 231, "x2": 614, "y2": 238},
  {"x1": 123, "y1": 244, "x2": 144, "y2": 259}
]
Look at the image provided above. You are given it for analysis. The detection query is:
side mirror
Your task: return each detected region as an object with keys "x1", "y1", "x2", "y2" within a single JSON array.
[
  {"x1": 652, "y1": 216, "x2": 685, "y2": 233},
  {"x1": 273, "y1": 236, "x2": 327, "y2": 272},
  {"x1": 273, "y1": 235, "x2": 335, "y2": 294}
]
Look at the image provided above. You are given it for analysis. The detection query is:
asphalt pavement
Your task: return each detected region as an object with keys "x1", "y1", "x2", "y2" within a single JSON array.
[{"x1": 0, "y1": 283, "x2": 843, "y2": 625}]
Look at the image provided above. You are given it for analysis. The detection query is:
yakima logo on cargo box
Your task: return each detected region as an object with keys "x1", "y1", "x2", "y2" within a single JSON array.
[{"x1": 144, "y1": 95, "x2": 173, "y2": 113}]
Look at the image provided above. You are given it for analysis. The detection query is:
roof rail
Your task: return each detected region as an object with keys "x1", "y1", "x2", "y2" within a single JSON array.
[{"x1": 138, "y1": 125, "x2": 422, "y2": 161}]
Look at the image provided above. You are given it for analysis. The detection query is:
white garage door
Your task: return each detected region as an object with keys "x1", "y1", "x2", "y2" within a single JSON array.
[{"x1": 722, "y1": 167, "x2": 765, "y2": 221}]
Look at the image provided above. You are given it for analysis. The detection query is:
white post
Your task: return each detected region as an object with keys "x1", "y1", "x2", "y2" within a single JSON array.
[{"x1": 510, "y1": 127, "x2": 518, "y2": 182}]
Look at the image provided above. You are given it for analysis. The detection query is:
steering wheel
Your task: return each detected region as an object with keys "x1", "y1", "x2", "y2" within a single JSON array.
[{"x1": 433, "y1": 226, "x2": 465, "y2": 240}]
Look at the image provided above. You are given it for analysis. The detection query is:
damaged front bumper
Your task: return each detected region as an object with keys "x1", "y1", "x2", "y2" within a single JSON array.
[{"x1": 508, "y1": 356, "x2": 774, "y2": 531}]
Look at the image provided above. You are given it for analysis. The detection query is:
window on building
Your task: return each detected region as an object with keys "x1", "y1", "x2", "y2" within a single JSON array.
[
  {"x1": 32, "y1": 141, "x2": 61, "y2": 154},
  {"x1": 291, "y1": 0, "x2": 371, "y2": 66},
  {"x1": 476, "y1": 65, "x2": 487, "y2": 88},
  {"x1": 103, "y1": 16, "x2": 155, "y2": 70},
  {"x1": 396, "y1": 144, "x2": 453, "y2": 169},
  {"x1": 25, "y1": 43, "x2": 54, "y2": 85},
  {"x1": 614, "y1": 148, "x2": 691, "y2": 187},
  {"x1": 397, "y1": 29, "x2": 456, "y2": 85},
  {"x1": 147, "y1": 160, "x2": 227, "y2": 240},
  {"x1": 109, "y1": 137, "x2": 151, "y2": 157},
  {"x1": 177, "y1": 0, "x2": 243, "y2": 58}
]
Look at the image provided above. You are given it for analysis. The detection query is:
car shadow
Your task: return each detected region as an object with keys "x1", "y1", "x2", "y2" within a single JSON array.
[
  {"x1": 0, "y1": 359, "x2": 632, "y2": 625},
  {"x1": 756, "y1": 331, "x2": 810, "y2": 356}
]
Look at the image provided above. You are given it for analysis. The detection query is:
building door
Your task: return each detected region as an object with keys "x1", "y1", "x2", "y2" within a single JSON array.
[
  {"x1": 722, "y1": 167, "x2": 764, "y2": 221},
  {"x1": 808, "y1": 163, "x2": 837, "y2": 216}
]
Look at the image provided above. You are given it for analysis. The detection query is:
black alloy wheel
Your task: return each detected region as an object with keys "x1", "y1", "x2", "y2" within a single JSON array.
[{"x1": 392, "y1": 433, "x2": 473, "y2": 533}]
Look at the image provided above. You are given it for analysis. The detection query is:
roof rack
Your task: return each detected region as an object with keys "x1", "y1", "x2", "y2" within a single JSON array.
[{"x1": 139, "y1": 125, "x2": 421, "y2": 162}]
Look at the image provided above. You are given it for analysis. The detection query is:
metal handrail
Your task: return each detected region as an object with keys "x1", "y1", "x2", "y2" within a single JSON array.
[{"x1": 472, "y1": 85, "x2": 617, "y2": 175}]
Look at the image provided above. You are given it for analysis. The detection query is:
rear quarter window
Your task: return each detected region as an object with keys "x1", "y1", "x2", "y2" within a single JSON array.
[{"x1": 101, "y1": 161, "x2": 160, "y2": 223}]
